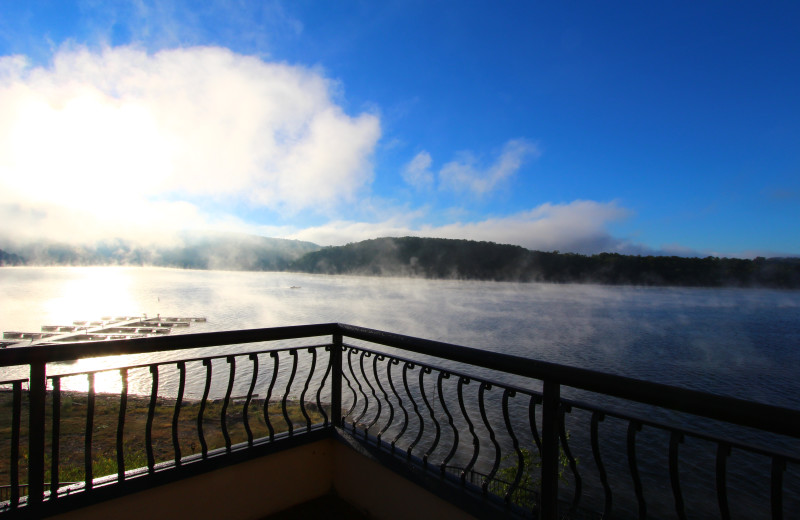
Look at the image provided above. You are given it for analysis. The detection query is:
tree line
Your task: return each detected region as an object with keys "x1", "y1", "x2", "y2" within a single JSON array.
[{"x1": 287, "y1": 237, "x2": 800, "y2": 288}]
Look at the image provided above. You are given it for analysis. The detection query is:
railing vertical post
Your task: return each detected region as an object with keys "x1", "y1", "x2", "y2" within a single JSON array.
[
  {"x1": 331, "y1": 330, "x2": 343, "y2": 427},
  {"x1": 28, "y1": 361, "x2": 46, "y2": 506},
  {"x1": 540, "y1": 380, "x2": 560, "y2": 520}
]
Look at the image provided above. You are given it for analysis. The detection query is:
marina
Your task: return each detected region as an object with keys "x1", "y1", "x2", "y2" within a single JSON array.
[{"x1": 1, "y1": 315, "x2": 206, "y2": 348}]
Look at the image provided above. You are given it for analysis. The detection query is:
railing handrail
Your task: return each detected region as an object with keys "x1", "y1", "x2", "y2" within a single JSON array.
[
  {"x1": 3, "y1": 322, "x2": 799, "y2": 439},
  {"x1": 0, "y1": 323, "x2": 340, "y2": 366}
]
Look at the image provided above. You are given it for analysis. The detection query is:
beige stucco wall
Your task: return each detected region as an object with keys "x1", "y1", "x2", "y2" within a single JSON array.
[
  {"x1": 49, "y1": 437, "x2": 476, "y2": 520},
  {"x1": 50, "y1": 441, "x2": 335, "y2": 520}
]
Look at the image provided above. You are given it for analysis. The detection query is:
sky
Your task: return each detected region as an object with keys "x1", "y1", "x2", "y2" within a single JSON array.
[{"x1": 0, "y1": 1, "x2": 798, "y2": 258}]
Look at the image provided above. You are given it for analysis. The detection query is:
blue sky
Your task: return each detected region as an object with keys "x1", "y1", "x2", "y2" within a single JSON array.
[{"x1": 0, "y1": 1, "x2": 798, "y2": 257}]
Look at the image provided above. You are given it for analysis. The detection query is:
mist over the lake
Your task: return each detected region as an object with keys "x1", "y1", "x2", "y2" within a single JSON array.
[{"x1": 2, "y1": 266, "x2": 798, "y2": 408}]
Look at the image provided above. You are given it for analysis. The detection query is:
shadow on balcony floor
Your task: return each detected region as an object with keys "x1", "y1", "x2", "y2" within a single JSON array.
[{"x1": 262, "y1": 493, "x2": 370, "y2": 520}]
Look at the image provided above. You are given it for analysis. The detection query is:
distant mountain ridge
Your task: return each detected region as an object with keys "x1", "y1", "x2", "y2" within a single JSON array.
[
  {"x1": 0, "y1": 248, "x2": 25, "y2": 266},
  {"x1": 286, "y1": 236, "x2": 800, "y2": 288},
  {"x1": 2, "y1": 233, "x2": 798, "y2": 288}
]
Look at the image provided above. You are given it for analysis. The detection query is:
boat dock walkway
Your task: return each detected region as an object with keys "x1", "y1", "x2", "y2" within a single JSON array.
[{"x1": 2, "y1": 315, "x2": 206, "y2": 347}]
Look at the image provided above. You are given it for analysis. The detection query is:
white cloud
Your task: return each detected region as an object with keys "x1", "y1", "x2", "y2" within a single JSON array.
[
  {"x1": 402, "y1": 151, "x2": 434, "y2": 189},
  {"x1": 0, "y1": 46, "x2": 640, "y2": 256},
  {"x1": 0, "y1": 198, "x2": 205, "y2": 246},
  {"x1": 422, "y1": 201, "x2": 633, "y2": 253},
  {"x1": 287, "y1": 200, "x2": 636, "y2": 254},
  {"x1": 288, "y1": 219, "x2": 418, "y2": 246},
  {"x1": 0, "y1": 45, "x2": 380, "y2": 242},
  {"x1": 438, "y1": 138, "x2": 540, "y2": 195}
]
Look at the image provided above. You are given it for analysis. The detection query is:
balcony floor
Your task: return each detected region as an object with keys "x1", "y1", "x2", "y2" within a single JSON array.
[{"x1": 263, "y1": 493, "x2": 369, "y2": 520}]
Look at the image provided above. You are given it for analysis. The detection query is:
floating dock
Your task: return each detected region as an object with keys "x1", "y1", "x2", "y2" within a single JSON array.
[{"x1": 1, "y1": 315, "x2": 206, "y2": 347}]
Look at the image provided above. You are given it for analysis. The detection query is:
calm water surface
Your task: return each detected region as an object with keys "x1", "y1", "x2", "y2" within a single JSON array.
[{"x1": 2, "y1": 266, "x2": 798, "y2": 405}]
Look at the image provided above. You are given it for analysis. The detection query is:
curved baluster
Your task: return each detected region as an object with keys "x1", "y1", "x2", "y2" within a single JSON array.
[
  {"x1": 772, "y1": 455, "x2": 786, "y2": 520},
  {"x1": 116, "y1": 370, "x2": 128, "y2": 482},
  {"x1": 375, "y1": 355, "x2": 396, "y2": 446},
  {"x1": 339, "y1": 359, "x2": 355, "y2": 425},
  {"x1": 529, "y1": 394, "x2": 543, "y2": 455},
  {"x1": 173, "y1": 362, "x2": 186, "y2": 465},
  {"x1": 143, "y1": 366, "x2": 160, "y2": 475},
  {"x1": 458, "y1": 376, "x2": 479, "y2": 486},
  {"x1": 342, "y1": 348, "x2": 359, "y2": 426},
  {"x1": 478, "y1": 382, "x2": 501, "y2": 494},
  {"x1": 716, "y1": 442, "x2": 731, "y2": 520},
  {"x1": 222, "y1": 356, "x2": 236, "y2": 453},
  {"x1": 364, "y1": 354, "x2": 385, "y2": 441},
  {"x1": 388, "y1": 359, "x2": 409, "y2": 453},
  {"x1": 282, "y1": 350, "x2": 299, "y2": 436},
  {"x1": 627, "y1": 419, "x2": 646, "y2": 519},
  {"x1": 438, "y1": 372, "x2": 458, "y2": 475},
  {"x1": 422, "y1": 368, "x2": 442, "y2": 468},
  {"x1": 669, "y1": 431, "x2": 686, "y2": 520},
  {"x1": 316, "y1": 346, "x2": 333, "y2": 427},
  {"x1": 85, "y1": 373, "x2": 96, "y2": 488},
  {"x1": 502, "y1": 388, "x2": 524, "y2": 504},
  {"x1": 9, "y1": 380, "x2": 21, "y2": 507},
  {"x1": 299, "y1": 347, "x2": 317, "y2": 431},
  {"x1": 591, "y1": 411, "x2": 611, "y2": 519},
  {"x1": 263, "y1": 352, "x2": 280, "y2": 441},
  {"x1": 244, "y1": 354, "x2": 259, "y2": 445},
  {"x1": 354, "y1": 351, "x2": 374, "y2": 436},
  {"x1": 49, "y1": 378, "x2": 60, "y2": 497},
  {"x1": 198, "y1": 359, "x2": 213, "y2": 457},
  {"x1": 405, "y1": 363, "x2": 425, "y2": 459},
  {"x1": 559, "y1": 404, "x2": 582, "y2": 515}
]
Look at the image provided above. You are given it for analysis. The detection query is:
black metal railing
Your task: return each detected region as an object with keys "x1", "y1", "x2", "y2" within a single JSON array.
[
  {"x1": 0, "y1": 323, "x2": 798, "y2": 519},
  {"x1": 335, "y1": 324, "x2": 800, "y2": 519},
  {"x1": 42, "y1": 345, "x2": 332, "y2": 494}
]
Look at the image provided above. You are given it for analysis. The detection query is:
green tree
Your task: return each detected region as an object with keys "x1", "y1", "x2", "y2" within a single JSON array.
[{"x1": 494, "y1": 442, "x2": 573, "y2": 509}]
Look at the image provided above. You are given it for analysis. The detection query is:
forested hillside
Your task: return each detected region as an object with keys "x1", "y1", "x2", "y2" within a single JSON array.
[
  {"x1": 288, "y1": 237, "x2": 800, "y2": 288},
  {"x1": 0, "y1": 249, "x2": 25, "y2": 266}
]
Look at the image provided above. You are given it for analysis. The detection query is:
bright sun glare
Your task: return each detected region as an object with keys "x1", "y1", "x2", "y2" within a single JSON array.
[
  {"x1": 7, "y1": 91, "x2": 171, "y2": 217},
  {"x1": 42, "y1": 268, "x2": 147, "y2": 393},
  {"x1": 43, "y1": 268, "x2": 138, "y2": 326}
]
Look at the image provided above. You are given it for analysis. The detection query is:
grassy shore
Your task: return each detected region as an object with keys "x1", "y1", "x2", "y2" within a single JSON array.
[{"x1": 0, "y1": 389, "x2": 327, "y2": 486}]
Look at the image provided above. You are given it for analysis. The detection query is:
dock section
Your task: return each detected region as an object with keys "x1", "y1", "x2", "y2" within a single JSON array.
[{"x1": 1, "y1": 315, "x2": 206, "y2": 347}]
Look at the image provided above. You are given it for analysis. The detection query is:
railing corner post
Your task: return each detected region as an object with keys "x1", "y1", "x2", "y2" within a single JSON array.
[
  {"x1": 540, "y1": 380, "x2": 560, "y2": 520},
  {"x1": 28, "y1": 361, "x2": 47, "y2": 506},
  {"x1": 331, "y1": 331, "x2": 343, "y2": 427}
]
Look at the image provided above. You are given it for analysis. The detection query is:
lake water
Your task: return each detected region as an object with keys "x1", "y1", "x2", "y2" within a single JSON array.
[
  {"x1": 2, "y1": 266, "x2": 799, "y2": 405},
  {"x1": 1, "y1": 266, "x2": 799, "y2": 518}
]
